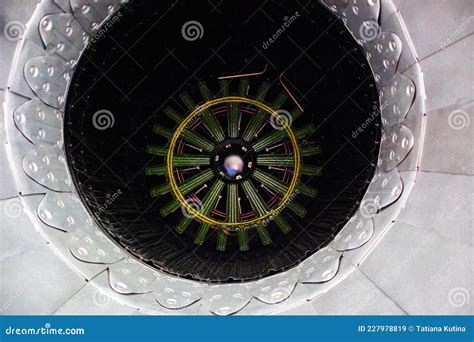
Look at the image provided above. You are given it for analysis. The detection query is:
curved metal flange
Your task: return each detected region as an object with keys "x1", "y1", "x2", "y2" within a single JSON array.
[
  {"x1": 70, "y1": 0, "x2": 128, "y2": 34},
  {"x1": 70, "y1": 225, "x2": 124, "y2": 263},
  {"x1": 379, "y1": 123, "x2": 415, "y2": 171},
  {"x1": 250, "y1": 269, "x2": 299, "y2": 304},
  {"x1": 202, "y1": 284, "x2": 252, "y2": 316},
  {"x1": 108, "y1": 258, "x2": 158, "y2": 294},
  {"x1": 154, "y1": 277, "x2": 203, "y2": 310},
  {"x1": 39, "y1": 13, "x2": 89, "y2": 66},
  {"x1": 298, "y1": 245, "x2": 342, "y2": 283},
  {"x1": 381, "y1": 73, "x2": 416, "y2": 126},
  {"x1": 24, "y1": 56, "x2": 70, "y2": 109},
  {"x1": 1, "y1": 0, "x2": 427, "y2": 315},
  {"x1": 14, "y1": 98, "x2": 63, "y2": 147},
  {"x1": 37, "y1": 192, "x2": 93, "y2": 231},
  {"x1": 22, "y1": 145, "x2": 72, "y2": 192},
  {"x1": 333, "y1": 212, "x2": 374, "y2": 251}
]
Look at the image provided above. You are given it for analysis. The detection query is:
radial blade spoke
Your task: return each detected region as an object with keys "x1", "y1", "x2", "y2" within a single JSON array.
[
  {"x1": 301, "y1": 146, "x2": 321, "y2": 156},
  {"x1": 241, "y1": 180, "x2": 268, "y2": 216},
  {"x1": 164, "y1": 106, "x2": 183, "y2": 124},
  {"x1": 298, "y1": 182, "x2": 318, "y2": 198},
  {"x1": 295, "y1": 124, "x2": 316, "y2": 139},
  {"x1": 200, "y1": 180, "x2": 225, "y2": 215},
  {"x1": 198, "y1": 83, "x2": 226, "y2": 142},
  {"x1": 253, "y1": 130, "x2": 286, "y2": 153},
  {"x1": 227, "y1": 184, "x2": 239, "y2": 223},
  {"x1": 272, "y1": 91, "x2": 288, "y2": 111},
  {"x1": 194, "y1": 223, "x2": 210, "y2": 245},
  {"x1": 146, "y1": 165, "x2": 167, "y2": 176},
  {"x1": 274, "y1": 215, "x2": 292, "y2": 234},
  {"x1": 301, "y1": 165, "x2": 322, "y2": 176},
  {"x1": 238, "y1": 229, "x2": 249, "y2": 251},
  {"x1": 179, "y1": 92, "x2": 198, "y2": 111},
  {"x1": 216, "y1": 230, "x2": 227, "y2": 251},
  {"x1": 290, "y1": 108, "x2": 303, "y2": 121},
  {"x1": 179, "y1": 169, "x2": 214, "y2": 195},
  {"x1": 255, "y1": 82, "x2": 271, "y2": 101},
  {"x1": 257, "y1": 154, "x2": 294, "y2": 167},
  {"x1": 146, "y1": 145, "x2": 168, "y2": 156},
  {"x1": 176, "y1": 216, "x2": 193, "y2": 234},
  {"x1": 242, "y1": 82, "x2": 271, "y2": 141},
  {"x1": 238, "y1": 78, "x2": 249, "y2": 96},
  {"x1": 153, "y1": 125, "x2": 173, "y2": 139},
  {"x1": 181, "y1": 129, "x2": 215, "y2": 152},
  {"x1": 160, "y1": 199, "x2": 181, "y2": 217},
  {"x1": 287, "y1": 201, "x2": 307, "y2": 218},
  {"x1": 173, "y1": 155, "x2": 210, "y2": 167},
  {"x1": 150, "y1": 183, "x2": 171, "y2": 198},
  {"x1": 220, "y1": 79, "x2": 239, "y2": 139},
  {"x1": 256, "y1": 225, "x2": 272, "y2": 245},
  {"x1": 252, "y1": 168, "x2": 288, "y2": 195}
]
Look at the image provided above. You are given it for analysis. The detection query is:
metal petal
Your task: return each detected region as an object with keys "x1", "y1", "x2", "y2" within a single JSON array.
[
  {"x1": 22, "y1": 145, "x2": 72, "y2": 192},
  {"x1": 250, "y1": 269, "x2": 298, "y2": 304},
  {"x1": 108, "y1": 258, "x2": 157, "y2": 294},
  {"x1": 379, "y1": 124, "x2": 415, "y2": 171},
  {"x1": 70, "y1": 0, "x2": 127, "y2": 34},
  {"x1": 154, "y1": 277, "x2": 202, "y2": 310},
  {"x1": 39, "y1": 13, "x2": 89, "y2": 65},
  {"x1": 333, "y1": 211, "x2": 374, "y2": 251},
  {"x1": 24, "y1": 56, "x2": 70, "y2": 109},
  {"x1": 366, "y1": 32, "x2": 402, "y2": 86},
  {"x1": 380, "y1": 73, "x2": 416, "y2": 126},
  {"x1": 298, "y1": 245, "x2": 342, "y2": 283},
  {"x1": 37, "y1": 192, "x2": 93, "y2": 231},
  {"x1": 13, "y1": 98, "x2": 63, "y2": 146},
  {"x1": 202, "y1": 284, "x2": 251, "y2": 316},
  {"x1": 342, "y1": 0, "x2": 380, "y2": 44},
  {"x1": 70, "y1": 226, "x2": 124, "y2": 264}
]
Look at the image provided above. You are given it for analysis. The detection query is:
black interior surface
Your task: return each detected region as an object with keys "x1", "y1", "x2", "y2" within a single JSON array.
[{"x1": 64, "y1": 0, "x2": 381, "y2": 282}]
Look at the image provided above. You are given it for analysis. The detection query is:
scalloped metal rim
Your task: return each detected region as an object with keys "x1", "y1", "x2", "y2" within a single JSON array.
[{"x1": 2, "y1": 0, "x2": 423, "y2": 315}]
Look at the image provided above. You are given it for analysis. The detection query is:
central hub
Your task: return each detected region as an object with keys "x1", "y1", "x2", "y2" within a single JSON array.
[{"x1": 211, "y1": 139, "x2": 257, "y2": 183}]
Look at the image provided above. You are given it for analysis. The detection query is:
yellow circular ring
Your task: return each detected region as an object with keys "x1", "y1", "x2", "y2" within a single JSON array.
[{"x1": 167, "y1": 96, "x2": 301, "y2": 228}]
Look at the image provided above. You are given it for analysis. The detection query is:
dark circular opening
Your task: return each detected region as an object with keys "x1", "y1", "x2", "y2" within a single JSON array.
[{"x1": 65, "y1": 0, "x2": 381, "y2": 282}]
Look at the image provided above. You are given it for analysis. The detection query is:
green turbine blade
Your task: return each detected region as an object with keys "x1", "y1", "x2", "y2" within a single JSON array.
[
  {"x1": 216, "y1": 230, "x2": 227, "y2": 251},
  {"x1": 226, "y1": 184, "x2": 239, "y2": 223},
  {"x1": 257, "y1": 154, "x2": 294, "y2": 167},
  {"x1": 238, "y1": 229, "x2": 249, "y2": 251},
  {"x1": 300, "y1": 146, "x2": 321, "y2": 157}
]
